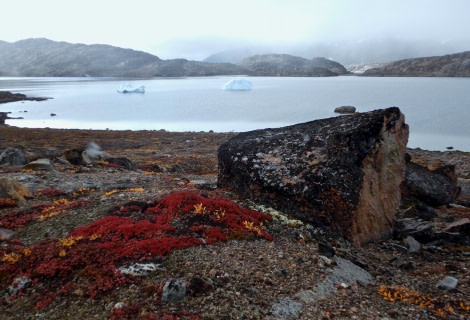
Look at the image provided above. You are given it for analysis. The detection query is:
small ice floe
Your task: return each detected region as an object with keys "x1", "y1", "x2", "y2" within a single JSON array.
[
  {"x1": 222, "y1": 78, "x2": 253, "y2": 91},
  {"x1": 117, "y1": 83, "x2": 145, "y2": 93}
]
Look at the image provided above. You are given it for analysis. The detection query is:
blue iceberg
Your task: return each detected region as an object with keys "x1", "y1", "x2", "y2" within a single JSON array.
[
  {"x1": 222, "y1": 79, "x2": 253, "y2": 91},
  {"x1": 117, "y1": 83, "x2": 145, "y2": 93}
]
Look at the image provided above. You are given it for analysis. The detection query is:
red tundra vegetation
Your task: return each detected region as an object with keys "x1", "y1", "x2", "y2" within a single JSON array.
[{"x1": 0, "y1": 190, "x2": 273, "y2": 311}]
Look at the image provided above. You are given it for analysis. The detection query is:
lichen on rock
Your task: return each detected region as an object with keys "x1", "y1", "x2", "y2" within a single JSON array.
[{"x1": 218, "y1": 107, "x2": 409, "y2": 246}]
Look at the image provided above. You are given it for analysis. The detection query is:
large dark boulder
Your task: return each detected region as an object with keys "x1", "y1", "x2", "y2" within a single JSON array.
[
  {"x1": 401, "y1": 161, "x2": 461, "y2": 207},
  {"x1": 218, "y1": 107, "x2": 409, "y2": 246}
]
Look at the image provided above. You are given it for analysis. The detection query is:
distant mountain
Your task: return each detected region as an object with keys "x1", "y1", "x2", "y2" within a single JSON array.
[
  {"x1": 204, "y1": 48, "x2": 261, "y2": 64},
  {"x1": 202, "y1": 37, "x2": 469, "y2": 66},
  {"x1": 362, "y1": 51, "x2": 470, "y2": 77},
  {"x1": 236, "y1": 54, "x2": 348, "y2": 77},
  {"x1": 0, "y1": 38, "x2": 249, "y2": 77},
  {"x1": 0, "y1": 38, "x2": 351, "y2": 78}
]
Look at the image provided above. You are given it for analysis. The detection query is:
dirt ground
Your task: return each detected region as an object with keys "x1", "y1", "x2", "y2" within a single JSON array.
[{"x1": 1, "y1": 126, "x2": 469, "y2": 320}]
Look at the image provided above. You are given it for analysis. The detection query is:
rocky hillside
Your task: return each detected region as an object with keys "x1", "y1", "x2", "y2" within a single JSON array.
[
  {"x1": 0, "y1": 38, "x2": 249, "y2": 77},
  {"x1": 363, "y1": 51, "x2": 470, "y2": 77},
  {"x1": 237, "y1": 54, "x2": 349, "y2": 76},
  {"x1": 0, "y1": 39, "x2": 349, "y2": 78}
]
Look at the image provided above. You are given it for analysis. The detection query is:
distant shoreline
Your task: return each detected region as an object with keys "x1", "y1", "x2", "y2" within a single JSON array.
[{"x1": 0, "y1": 90, "x2": 50, "y2": 104}]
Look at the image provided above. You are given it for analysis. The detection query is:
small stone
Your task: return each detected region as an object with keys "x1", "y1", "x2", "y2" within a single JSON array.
[
  {"x1": 8, "y1": 276, "x2": 31, "y2": 296},
  {"x1": 436, "y1": 276, "x2": 458, "y2": 290},
  {"x1": 162, "y1": 279, "x2": 187, "y2": 303},
  {"x1": 403, "y1": 236, "x2": 421, "y2": 253},
  {"x1": 319, "y1": 255, "x2": 332, "y2": 265},
  {"x1": 318, "y1": 242, "x2": 336, "y2": 257}
]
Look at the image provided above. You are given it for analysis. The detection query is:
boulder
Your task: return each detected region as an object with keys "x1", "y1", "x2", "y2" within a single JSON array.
[
  {"x1": 218, "y1": 107, "x2": 409, "y2": 246},
  {"x1": 23, "y1": 159, "x2": 56, "y2": 171},
  {"x1": 105, "y1": 157, "x2": 134, "y2": 170},
  {"x1": 161, "y1": 279, "x2": 187, "y2": 303},
  {"x1": 334, "y1": 106, "x2": 356, "y2": 114},
  {"x1": 0, "y1": 177, "x2": 33, "y2": 203},
  {"x1": 64, "y1": 149, "x2": 85, "y2": 165},
  {"x1": 401, "y1": 161, "x2": 461, "y2": 207},
  {"x1": 0, "y1": 147, "x2": 28, "y2": 165}
]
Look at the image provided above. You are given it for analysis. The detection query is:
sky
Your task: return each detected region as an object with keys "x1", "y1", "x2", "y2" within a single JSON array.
[{"x1": 2, "y1": 0, "x2": 470, "y2": 61}]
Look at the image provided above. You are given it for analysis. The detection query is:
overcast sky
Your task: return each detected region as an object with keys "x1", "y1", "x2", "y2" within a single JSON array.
[{"x1": 2, "y1": 0, "x2": 470, "y2": 60}]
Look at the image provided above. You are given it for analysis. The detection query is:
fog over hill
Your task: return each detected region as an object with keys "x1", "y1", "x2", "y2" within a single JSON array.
[{"x1": 202, "y1": 37, "x2": 469, "y2": 66}]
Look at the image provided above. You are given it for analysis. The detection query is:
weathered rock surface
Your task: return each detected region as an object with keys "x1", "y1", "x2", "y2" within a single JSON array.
[{"x1": 218, "y1": 107, "x2": 409, "y2": 246}]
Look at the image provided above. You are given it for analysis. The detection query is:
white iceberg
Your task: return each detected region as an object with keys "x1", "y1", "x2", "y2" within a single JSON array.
[
  {"x1": 117, "y1": 83, "x2": 145, "y2": 93},
  {"x1": 222, "y1": 79, "x2": 253, "y2": 91}
]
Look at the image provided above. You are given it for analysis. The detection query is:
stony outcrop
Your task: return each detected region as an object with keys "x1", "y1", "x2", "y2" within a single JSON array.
[
  {"x1": 362, "y1": 51, "x2": 470, "y2": 77},
  {"x1": 218, "y1": 107, "x2": 409, "y2": 246}
]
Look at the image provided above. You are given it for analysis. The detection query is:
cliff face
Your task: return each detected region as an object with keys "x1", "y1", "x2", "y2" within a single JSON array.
[{"x1": 363, "y1": 51, "x2": 470, "y2": 77}]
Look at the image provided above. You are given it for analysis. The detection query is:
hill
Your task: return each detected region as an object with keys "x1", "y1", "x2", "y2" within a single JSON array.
[
  {"x1": 0, "y1": 39, "x2": 348, "y2": 78},
  {"x1": 362, "y1": 51, "x2": 470, "y2": 77},
  {"x1": 236, "y1": 54, "x2": 349, "y2": 76},
  {"x1": 0, "y1": 38, "x2": 249, "y2": 77}
]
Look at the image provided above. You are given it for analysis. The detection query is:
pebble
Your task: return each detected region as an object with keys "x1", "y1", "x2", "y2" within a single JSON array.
[
  {"x1": 270, "y1": 297, "x2": 303, "y2": 319},
  {"x1": 436, "y1": 276, "x2": 458, "y2": 290},
  {"x1": 162, "y1": 279, "x2": 187, "y2": 303},
  {"x1": 403, "y1": 236, "x2": 421, "y2": 253}
]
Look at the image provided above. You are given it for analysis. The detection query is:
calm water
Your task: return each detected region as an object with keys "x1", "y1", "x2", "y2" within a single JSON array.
[{"x1": 0, "y1": 76, "x2": 469, "y2": 151}]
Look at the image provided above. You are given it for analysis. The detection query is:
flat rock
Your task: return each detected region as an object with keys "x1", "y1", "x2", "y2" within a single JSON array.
[
  {"x1": 218, "y1": 107, "x2": 409, "y2": 246},
  {"x1": 23, "y1": 158, "x2": 55, "y2": 171}
]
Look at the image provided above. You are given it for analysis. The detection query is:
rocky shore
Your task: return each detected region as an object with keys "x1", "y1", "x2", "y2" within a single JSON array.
[{"x1": 1, "y1": 126, "x2": 469, "y2": 319}]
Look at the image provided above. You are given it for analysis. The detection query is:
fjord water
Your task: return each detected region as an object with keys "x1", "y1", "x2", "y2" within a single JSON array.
[{"x1": 0, "y1": 76, "x2": 469, "y2": 151}]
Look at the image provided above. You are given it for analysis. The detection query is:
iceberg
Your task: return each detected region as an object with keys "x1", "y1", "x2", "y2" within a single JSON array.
[
  {"x1": 222, "y1": 79, "x2": 253, "y2": 91},
  {"x1": 117, "y1": 83, "x2": 145, "y2": 94}
]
